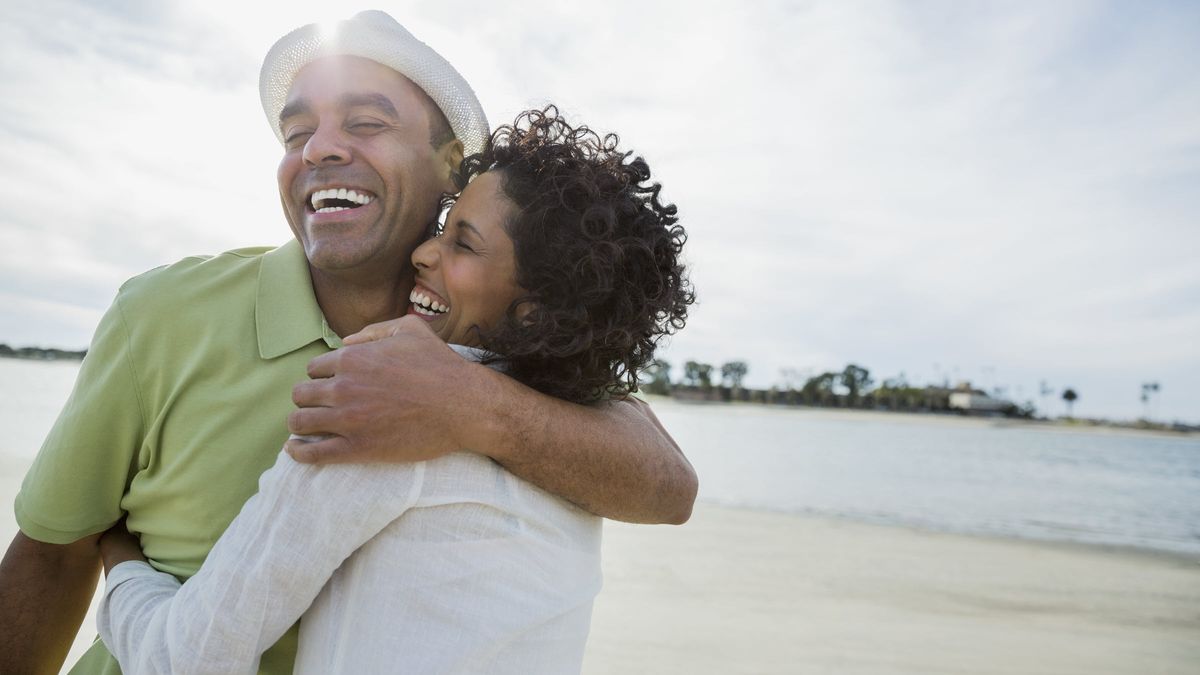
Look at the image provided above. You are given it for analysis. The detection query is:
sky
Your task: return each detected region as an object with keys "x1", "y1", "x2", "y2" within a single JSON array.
[{"x1": 0, "y1": 0, "x2": 1197, "y2": 422}]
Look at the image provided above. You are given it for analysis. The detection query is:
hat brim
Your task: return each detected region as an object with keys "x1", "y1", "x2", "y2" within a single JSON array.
[{"x1": 259, "y1": 10, "x2": 489, "y2": 157}]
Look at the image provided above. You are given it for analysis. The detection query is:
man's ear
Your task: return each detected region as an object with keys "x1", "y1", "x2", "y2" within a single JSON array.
[{"x1": 437, "y1": 138, "x2": 464, "y2": 193}]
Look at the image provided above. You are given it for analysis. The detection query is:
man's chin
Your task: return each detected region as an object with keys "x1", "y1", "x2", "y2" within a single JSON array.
[{"x1": 301, "y1": 241, "x2": 379, "y2": 273}]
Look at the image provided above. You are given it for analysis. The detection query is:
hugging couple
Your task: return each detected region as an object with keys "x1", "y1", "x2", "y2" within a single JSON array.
[{"x1": 0, "y1": 10, "x2": 696, "y2": 675}]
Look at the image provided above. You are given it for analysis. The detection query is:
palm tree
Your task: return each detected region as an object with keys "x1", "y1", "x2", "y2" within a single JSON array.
[
  {"x1": 643, "y1": 359, "x2": 672, "y2": 395},
  {"x1": 1141, "y1": 382, "x2": 1160, "y2": 420},
  {"x1": 1039, "y1": 380, "x2": 1054, "y2": 418},
  {"x1": 721, "y1": 361, "x2": 748, "y2": 390},
  {"x1": 841, "y1": 364, "x2": 872, "y2": 405},
  {"x1": 1062, "y1": 388, "x2": 1078, "y2": 417},
  {"x1": 683, "y1": 361, "x2": 713, "y2": 390}
]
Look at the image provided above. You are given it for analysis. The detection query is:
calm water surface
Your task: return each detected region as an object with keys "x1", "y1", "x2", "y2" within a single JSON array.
[
  {"x1": 2, "y1": 360, "x2": 1198, "y2": 555},
  {"x1": 651, "y1": 398, "x2": 1200, "y2": 555}
]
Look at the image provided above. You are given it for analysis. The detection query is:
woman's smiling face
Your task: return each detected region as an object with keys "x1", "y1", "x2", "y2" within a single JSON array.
[{"x1": 407, "y1": 171, "x2": 525, "y2": 347}]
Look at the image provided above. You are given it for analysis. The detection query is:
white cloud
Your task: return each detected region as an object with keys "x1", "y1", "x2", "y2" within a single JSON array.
[{"x1": 0, "y1": 0, "x2": 1196, "y2": 421}]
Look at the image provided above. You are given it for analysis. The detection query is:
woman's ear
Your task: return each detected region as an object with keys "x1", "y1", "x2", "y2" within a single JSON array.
[
  {"x1": 437, "y1": 139, "x2": 465, "y2": 193},
  {"x1": 515, "y1": 299, "x2": 538, "y2": 327}
]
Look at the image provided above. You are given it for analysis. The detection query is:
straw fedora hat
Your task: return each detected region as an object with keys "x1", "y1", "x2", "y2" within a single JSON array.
[{"x1": 259, "y1": 10, "x2": 490, "y2": 156}]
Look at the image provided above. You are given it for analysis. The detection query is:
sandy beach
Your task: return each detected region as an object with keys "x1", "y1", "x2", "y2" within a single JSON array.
[
  {"x1": 2, "y1": 455, "x2": 1197, "y2": 674},
  {"x1": 585, "y1": 504, "x2": 1200, "y2": 674}
]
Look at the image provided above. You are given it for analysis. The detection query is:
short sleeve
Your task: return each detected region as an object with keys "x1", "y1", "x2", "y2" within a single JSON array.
[{"x1": 14, "y1": 289, "x2": 146, "y2": 544}]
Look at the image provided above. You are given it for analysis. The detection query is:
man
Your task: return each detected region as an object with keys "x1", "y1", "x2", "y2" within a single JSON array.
[{"x1": 0, "y1": 11, "x2": 697, "y2": 674}]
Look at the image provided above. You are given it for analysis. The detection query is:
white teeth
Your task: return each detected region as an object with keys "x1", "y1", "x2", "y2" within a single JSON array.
[
  {"x1": 309, "y1": 188, "x2": 373, "y2": 210},
  {"x1": 409, "y1": 289, "x2": 448, "y2": 314}
]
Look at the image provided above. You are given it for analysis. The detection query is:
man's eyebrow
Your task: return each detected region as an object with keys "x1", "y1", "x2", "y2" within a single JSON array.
[
  {"x1": 278, "y1": 94, "x2": 399, "y2": 129},
  {"x1": 339, "y1": 93, "x2": 399, "y2": 119},
  {"x1": 278, "y1": 100, "x2": 310, "y2": 127}
]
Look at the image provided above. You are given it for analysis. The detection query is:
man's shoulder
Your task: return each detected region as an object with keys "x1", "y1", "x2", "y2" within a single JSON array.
[
  {"x1": 114, "y1": 245, "x2": 287, "y2": 320},
  {"x1": 123, "y1": 245, "x2": 276, "y2": 287}
]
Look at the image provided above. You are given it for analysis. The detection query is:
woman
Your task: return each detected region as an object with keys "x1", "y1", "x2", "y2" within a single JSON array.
[{"x1": 96, "y1": 107, "x2": 692, "y2": 674}]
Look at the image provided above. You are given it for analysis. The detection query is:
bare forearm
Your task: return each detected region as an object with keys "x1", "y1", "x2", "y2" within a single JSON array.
[
  {"x1": 471, "y1": 369, "x2": 697, "y2": 524},
  {"x1": 0, "y1": 532, "x2": 102, "y2": 674},
  {"x1": 288, "y1": 324, "x2": 697, "y2": 522}
]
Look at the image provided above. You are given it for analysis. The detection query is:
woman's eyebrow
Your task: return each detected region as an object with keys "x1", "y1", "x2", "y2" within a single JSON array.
[{"x1": 455, "y1": 219, "x2": 486, "y2": 242}]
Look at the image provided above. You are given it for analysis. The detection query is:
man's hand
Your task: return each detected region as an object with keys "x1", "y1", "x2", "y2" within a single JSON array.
[
  {"x1": 285, "y1": 316, "x2": 487, "y2": 464},
  {"x1": 287, "y1": 315, "x2": 697, "y2": 524},
  {"x1": 99, "y1": 519, "x2": 147, "y2": 575}
]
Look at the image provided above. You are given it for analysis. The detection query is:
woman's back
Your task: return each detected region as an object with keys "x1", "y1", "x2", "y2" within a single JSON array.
[
  {"x1": 99, "y1": 442, "x2": 601, "y2": 674},
  {"x1": 298, "y1": 450, "x2": 602, "y2": 674}
]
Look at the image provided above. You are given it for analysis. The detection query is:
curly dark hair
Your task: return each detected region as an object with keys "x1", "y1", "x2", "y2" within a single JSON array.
[{"x1": 448, "y1": 106, "x2": 693, "y2": 404}]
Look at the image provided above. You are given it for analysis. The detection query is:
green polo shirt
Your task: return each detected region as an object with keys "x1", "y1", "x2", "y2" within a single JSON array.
[{"x1": 15, "y1": 240, "x2": 340, "y2": 674}]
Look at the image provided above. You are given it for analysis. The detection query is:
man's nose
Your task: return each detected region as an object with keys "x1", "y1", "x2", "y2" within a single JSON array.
[{"x1": 302, "y1": 126, "x2": 351, "y2": 167}]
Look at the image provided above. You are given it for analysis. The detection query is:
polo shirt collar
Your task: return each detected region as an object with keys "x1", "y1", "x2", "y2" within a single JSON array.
[{"x1": 256, "y1": 239, "x2": 342, "y2": 359}]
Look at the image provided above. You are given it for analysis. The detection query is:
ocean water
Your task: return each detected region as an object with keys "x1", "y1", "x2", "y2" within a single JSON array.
[
  {"x1": 1, "y1": 359, "x2": 83, "y2": 461},
  {"x1": 650, "y1": 398, "x2": 1200, "y2": 556},
  {"x1": 2, "y1": 360, "x2": 1198, "y2": 555}
]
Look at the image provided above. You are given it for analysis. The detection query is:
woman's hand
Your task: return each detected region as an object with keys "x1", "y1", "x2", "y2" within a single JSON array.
[{"x1": 99, "y1": 518, "x2": 147, "y2": 575}]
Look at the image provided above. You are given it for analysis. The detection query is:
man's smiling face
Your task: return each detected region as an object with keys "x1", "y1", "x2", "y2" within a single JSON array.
[{"x1": 276, "y1": 56, "x2": 457, "y2": 278}]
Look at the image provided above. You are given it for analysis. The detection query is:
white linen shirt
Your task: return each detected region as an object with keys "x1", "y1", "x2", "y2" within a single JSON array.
[{"x1": 96, "y1": 350, "x2": 603, "y2": 675}]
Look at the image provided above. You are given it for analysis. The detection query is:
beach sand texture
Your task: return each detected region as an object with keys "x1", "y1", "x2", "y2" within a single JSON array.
[
  {"x1": 583, "y1": 504, "x2": 1200, "y2": 675},
  {"x1": 1, "y1": 458, "x2": 1197, "y2": 673}
]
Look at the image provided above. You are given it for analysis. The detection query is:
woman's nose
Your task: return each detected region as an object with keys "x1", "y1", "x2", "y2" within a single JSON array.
[{"x1": 412, "y1": 236, "x2": 440, "y2": 269}]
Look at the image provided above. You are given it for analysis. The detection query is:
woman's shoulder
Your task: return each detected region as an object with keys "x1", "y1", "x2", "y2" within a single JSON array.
[{"x1": 421, "y1": 452, "x2": 600, "y2": 531}]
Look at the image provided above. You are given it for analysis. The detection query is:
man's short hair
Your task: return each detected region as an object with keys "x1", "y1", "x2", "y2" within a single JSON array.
[{"x1": 428, "y1": 107, "x2": 456, "y2": 149}]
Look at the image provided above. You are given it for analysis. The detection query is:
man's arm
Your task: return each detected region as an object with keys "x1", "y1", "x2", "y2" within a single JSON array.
[
  {"x1": 285, "y1": 317, "x2": 697, "y2": 524},
  {"x1": 0, "y1": 532, "x2": 102, "y2": 674}
]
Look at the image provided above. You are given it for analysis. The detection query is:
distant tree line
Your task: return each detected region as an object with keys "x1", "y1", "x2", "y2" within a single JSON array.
[
  {"x1": 642, "y1": 359, "x2": 1041, "y2": 418},
  {"x1": 646, "y1": 363, "x2": 1197, "y2": 429},
  {"x1": 0, "y1": 344, "x2": 86, "y2": 361}
]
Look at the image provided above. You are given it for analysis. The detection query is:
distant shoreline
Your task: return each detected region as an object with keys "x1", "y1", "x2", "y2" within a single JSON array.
[
  {"x1": 642, "y1": 394, "x2": 1200, "y2": 439},
  {"x1": 0, "y1": 345, "x2": 85, "y2": 361},
  {"x1": 3, "y1": 351, "x2": 1193, "y2": 432}
]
